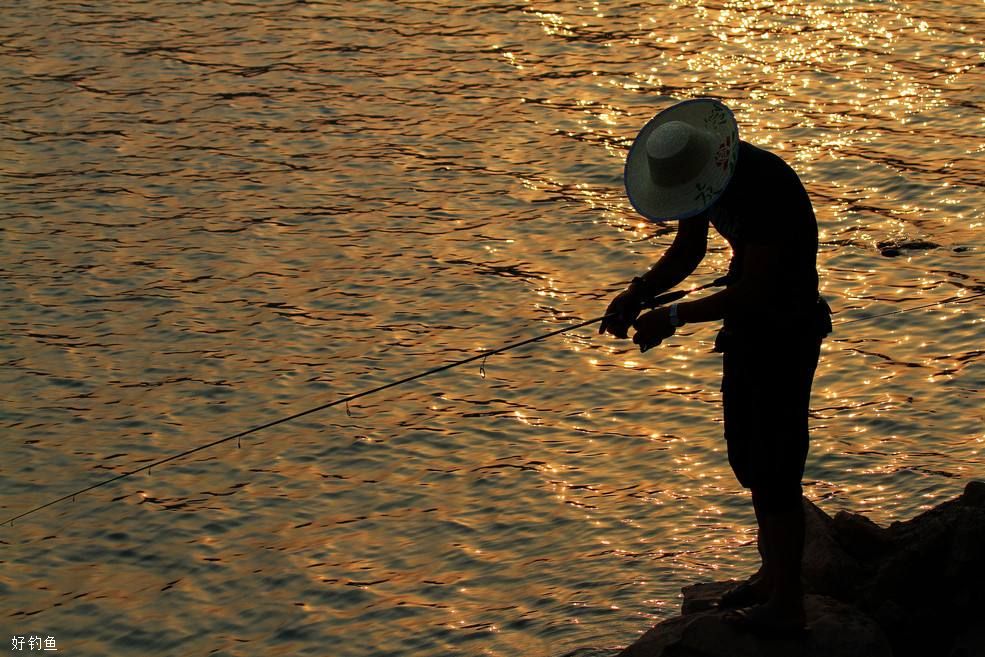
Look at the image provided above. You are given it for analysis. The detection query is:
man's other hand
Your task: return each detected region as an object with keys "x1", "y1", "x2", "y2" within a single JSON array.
[{"x1": 632, "y1": 307, "x2": 676, "y2": 352}]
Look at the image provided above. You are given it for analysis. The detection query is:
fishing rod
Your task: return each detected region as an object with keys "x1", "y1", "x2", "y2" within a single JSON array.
[
  {"x1": 4, "y1": 285, "x2": 984, "y2": 527},
  {"x1": 0, "y1": 281, "x2": 711, "y2": 528}
]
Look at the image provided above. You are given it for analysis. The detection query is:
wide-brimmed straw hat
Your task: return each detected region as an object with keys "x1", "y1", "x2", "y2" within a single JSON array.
[{"x1": 624, "y1": 98, "x2": 739, "y2": 222}]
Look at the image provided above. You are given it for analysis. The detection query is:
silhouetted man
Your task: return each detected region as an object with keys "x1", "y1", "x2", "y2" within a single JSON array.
[{"x1": 601, "y1": 98, "x2": 831, "y2": 637}]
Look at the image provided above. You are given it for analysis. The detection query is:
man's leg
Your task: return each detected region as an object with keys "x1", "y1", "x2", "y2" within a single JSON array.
[
  {"x1": 724, "y1": 338, "x2": 818, "y2": 630},
  {"x1": 751, "y1": 493, "x2": 773, "y2": 589},
  {"x1": 745, "y1": 507, "x2": 772, "y2": 593},
  {"x1": 750, "y1": 486, "x2": 806, "y2": 622},
  {"x1": 717, "y1": 498, "x2": 772, "y2": 609},
  {"x1": 745, "y1": 341, "x2": 816, "y2": 622},
  {"x1": 721, "y1": 341, "x2": 813, "y2": 618}
]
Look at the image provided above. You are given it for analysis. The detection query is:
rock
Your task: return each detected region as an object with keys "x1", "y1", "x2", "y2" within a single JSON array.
[
  {"x1": 617, "y1": 595, "x2": 891, "y2": 657},
  {"x1": 800, "y1": 497, "x2": 867, "y2": 599},
  {"x1": 617, "y1": 482, "x2": 985, "y2": 657},
  {"x1": 877, "y1": 238, "x2": 941, "y2": 257},
  {"x1": 679, "y1": 580, "x2": 737, "y2": 616},
  {"x1": 857, "y1": 485, "x2": 985, "y2": 657},
  {"x1": 831, "y1": 510, "x2": 892, "y2": 560},
  {"x1": 963, "y1": 480, "x2": 985, "y2": 505}
]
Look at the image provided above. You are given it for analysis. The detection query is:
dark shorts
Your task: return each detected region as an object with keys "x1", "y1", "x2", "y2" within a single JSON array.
[{"x1": 719, "y1": 335, "x2": 822, "y2": 491}]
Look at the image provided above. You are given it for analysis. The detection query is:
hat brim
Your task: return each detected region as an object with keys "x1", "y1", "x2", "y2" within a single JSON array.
[{"x1": 624, "y1": 98, "x2": 739, "y2": 222}]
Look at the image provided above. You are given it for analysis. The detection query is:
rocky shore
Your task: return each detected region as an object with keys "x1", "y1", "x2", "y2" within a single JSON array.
[{"x1": 617, "y1": 481, "x2": 985, "y2": 657}]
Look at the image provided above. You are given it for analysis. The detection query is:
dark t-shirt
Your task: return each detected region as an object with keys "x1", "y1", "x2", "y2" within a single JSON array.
[{"x1": 706, "y1": 141, "x2": 822, "y2": 338}]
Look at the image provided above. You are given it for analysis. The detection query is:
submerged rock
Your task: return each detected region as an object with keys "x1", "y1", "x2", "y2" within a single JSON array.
[
  {"x1": 876, "y1": 238, "x2": 941, "y2": 257},
  {"x1": 618, "y1": 481, "x2": 985, "y2": 657}
]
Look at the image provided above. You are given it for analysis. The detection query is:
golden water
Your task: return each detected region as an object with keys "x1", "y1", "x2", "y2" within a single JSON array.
[{"x1": 2, "y1": 1, "x2": 982, "y2": 655}]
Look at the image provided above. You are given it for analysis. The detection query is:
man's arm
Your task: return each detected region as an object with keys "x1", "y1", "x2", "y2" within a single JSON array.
[
  {"x1": 599, "y1": 213, "x2": 709, "y2": 339},
  {"x1": 630, "y1": 239, "x2": 783, "y2": 351},
  {"x1": 635, "y1": 213, "x2": 709, "y2": 296},
  {"x1": 677, "y1": 240, "x2": 780, "y2": 324}
]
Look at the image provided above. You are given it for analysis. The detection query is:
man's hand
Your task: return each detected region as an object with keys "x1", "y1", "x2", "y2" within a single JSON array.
[
  {"x1": 599, "y1": 287, "x2": 643, "y2": 339},
  {"x1": 632, "y1": 307, "x2": 676, "y2": 352}
]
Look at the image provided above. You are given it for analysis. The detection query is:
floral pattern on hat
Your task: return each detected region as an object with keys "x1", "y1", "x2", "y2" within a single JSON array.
[
  {"x1": 693, "y1": 132, "x2": 738, "y2": 207},
  {"x1": 703, "y1": 101, "x2": 731, "y2": 130},
  {"x1": 715, "y1": 135, "x2": 733, "y2": 172}
]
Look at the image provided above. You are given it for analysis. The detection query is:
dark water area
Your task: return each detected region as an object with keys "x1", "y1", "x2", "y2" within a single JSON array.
[{"x1": 2, "y1": 1, "x2": 983, "y2": 655}]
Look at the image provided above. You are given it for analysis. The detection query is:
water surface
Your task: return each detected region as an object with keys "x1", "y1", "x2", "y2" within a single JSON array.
[{"x1": 2, "y1": 1, "x2": 983, "y2": 655}]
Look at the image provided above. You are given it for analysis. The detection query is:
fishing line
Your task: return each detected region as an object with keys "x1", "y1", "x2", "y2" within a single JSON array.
[
  {"x1": 834, "y1": 290, "x2": 985, "y2": 326},
  {"x1": 4, "y1": 286, "x2": 983, "y2": 527}
]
